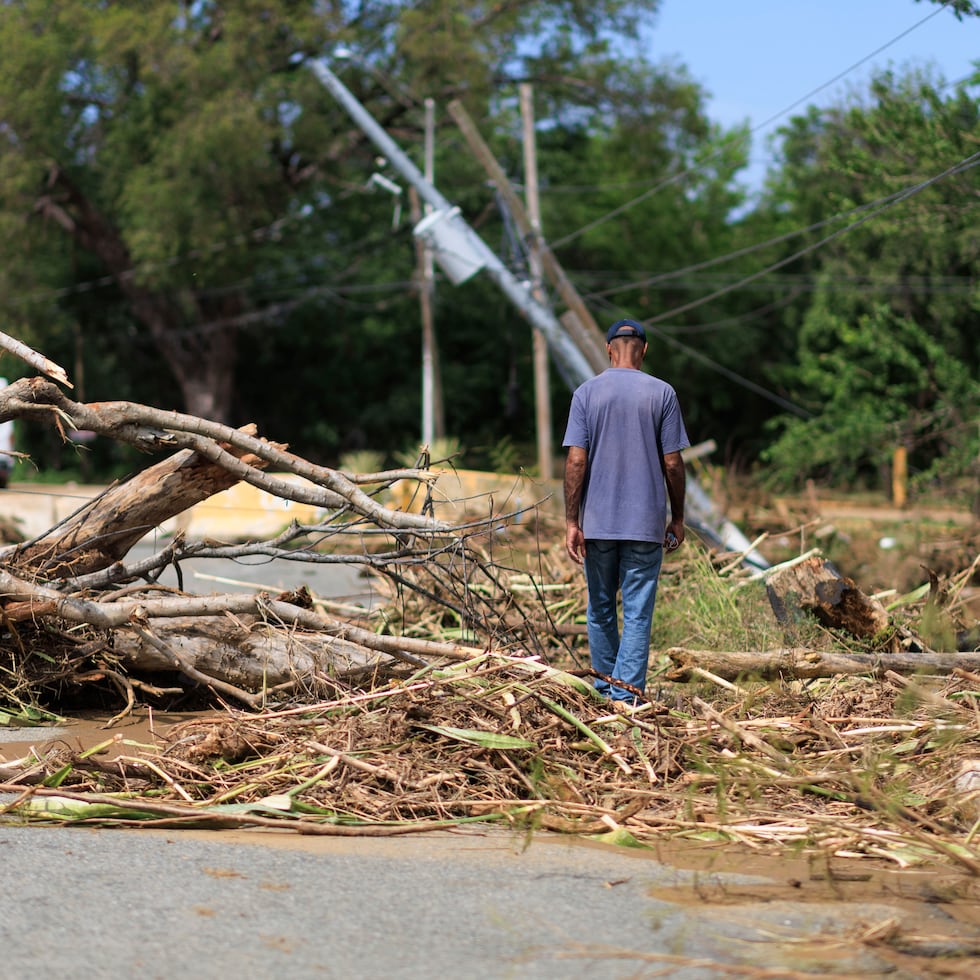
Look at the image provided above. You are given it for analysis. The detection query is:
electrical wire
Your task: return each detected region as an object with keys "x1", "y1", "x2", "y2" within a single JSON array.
[
  {"x1": 549, "y1": 0, "x2": 959, "y2": 251},
  {"x1": 7, "y1": 2, "x2": 966, "y2": 322},
  {"x1": 639, "y1": 146, "x2": 980, "y2": 327},
  {"x1": 4, "y1": 0, "x2": 974, "y2": 413},
  {"x1": 581, "y1": 183, "x2": 926, "y2": 301},
  {"x1": 570, "y1": 144, "x2": 980, "y2": 418}
]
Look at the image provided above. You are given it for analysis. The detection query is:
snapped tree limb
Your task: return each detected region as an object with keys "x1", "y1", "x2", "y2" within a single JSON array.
[{"x1": 0, "y1": 352, "x2": 519, "y2": 708}]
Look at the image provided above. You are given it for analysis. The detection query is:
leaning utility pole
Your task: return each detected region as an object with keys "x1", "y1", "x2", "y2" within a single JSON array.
[{"x1": 309, "y1": 59, "x2": 595, "y2": 388}]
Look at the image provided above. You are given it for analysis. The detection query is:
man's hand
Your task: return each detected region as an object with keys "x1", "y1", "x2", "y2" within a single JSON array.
[
  {"x1": 663, "y1": 451, "x2": 686, "y2": 553},
  {"x1": 565, "y1": 523, "x2": 585, "y2": 565},
  {"x1": 665, "y1": 518, "x2": 685, "y2": 552}
]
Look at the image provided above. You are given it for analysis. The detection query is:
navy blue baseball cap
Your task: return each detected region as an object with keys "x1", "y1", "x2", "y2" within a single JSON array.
[{"x1": 606, "y1": 318, "x2": 647, "y2": 343}]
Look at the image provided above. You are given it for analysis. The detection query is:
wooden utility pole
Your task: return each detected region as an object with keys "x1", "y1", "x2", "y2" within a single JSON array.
[
  {"x1": 520, "y1": 85, "x2": 553, "y2": 480},
  {"x1": 447, "y1": 99, "x2": 608, "y2": 374}
]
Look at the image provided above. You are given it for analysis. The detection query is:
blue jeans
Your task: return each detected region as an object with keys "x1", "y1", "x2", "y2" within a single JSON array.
[{"x1": 584, "y1": 539, "x2": 664, "y2": 702}]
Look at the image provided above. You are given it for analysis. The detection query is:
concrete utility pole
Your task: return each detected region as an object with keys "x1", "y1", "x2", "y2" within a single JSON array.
[
  {"x1": 309, "y1": 59, "x2": 595, "y2": 388},
  {"x1": 417, "y1": 97, "x2": 443, "y2": 445}
]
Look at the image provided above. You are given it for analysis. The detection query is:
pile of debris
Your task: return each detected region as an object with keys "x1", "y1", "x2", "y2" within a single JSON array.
[
  {"x1": 1, "y1": 336, "x2": 979, "y2": 875},
  {"x1": 3, "y1": 649, "x2": 980, "y2": 875}
]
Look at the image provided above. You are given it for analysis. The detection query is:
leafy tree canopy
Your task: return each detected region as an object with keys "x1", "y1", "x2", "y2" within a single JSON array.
[{"x1": 757, "y1": 67, "x2": 980, "y2": 494}]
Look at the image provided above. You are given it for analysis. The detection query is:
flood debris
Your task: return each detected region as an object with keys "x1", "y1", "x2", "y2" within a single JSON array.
[
  {"x1": 1, "y1": 332, "x2": 980, "y2": 879},
  {"x1": 3, "y1": 648, "x2": 980, "y2": 876}
]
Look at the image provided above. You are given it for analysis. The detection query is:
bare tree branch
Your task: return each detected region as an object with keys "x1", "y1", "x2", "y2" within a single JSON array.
[{"x1": 0, "y1": 331, "x2": 72, "y2": 388}]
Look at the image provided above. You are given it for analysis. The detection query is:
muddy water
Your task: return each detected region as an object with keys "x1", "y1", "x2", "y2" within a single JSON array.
[{"x1": 0, "y1": 708, "x2": 206, "y2": 763}]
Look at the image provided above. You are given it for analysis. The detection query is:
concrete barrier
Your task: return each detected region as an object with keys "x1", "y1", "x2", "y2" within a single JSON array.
[{"x1": 0, "y1": 470, "x2": 564, "y2": 544}]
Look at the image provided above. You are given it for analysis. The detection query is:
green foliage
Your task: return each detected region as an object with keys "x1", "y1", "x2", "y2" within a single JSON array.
[
  {"x1": 756, "y1": 68, "x2": 980, "y2": 492},
  {"x1": 920, "y1": 0, "x2": 980, "y2": 17},
  {"x1": 918, "y1": 601, "x2": 959, "y2": 654},
  {"x1": 396, "y1": 437, "x2": 464, "y2": 469},
  {"x1": 338, "y1": 450, "x2": 385, "y2": 476},
  {"x1": 487, "y1": 435, "x2": 520, "y2": 474},
  {"x1": 762, "y1": 305, "x2": 980, "y2": 490},
  {"x1": 652, "y1": 543, "x2": 803, "y2": 655}
]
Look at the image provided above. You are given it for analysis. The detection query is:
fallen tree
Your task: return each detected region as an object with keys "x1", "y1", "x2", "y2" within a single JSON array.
[{"x1": 0, "y1": 333, "x2": 552, "y2": 711}]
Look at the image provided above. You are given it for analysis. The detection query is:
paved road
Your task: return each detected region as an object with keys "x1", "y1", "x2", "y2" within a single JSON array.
[
  {"x1": 128, "y1": 539, "x2": 380, "y2": 606},
  {"x1": 0, "y1": 821, "x2": 934, "y2": 979}
]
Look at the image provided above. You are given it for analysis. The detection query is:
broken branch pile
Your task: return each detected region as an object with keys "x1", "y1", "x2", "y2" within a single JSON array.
[
  {"x1": 2, "y1": 333, "x2": 980, "y2": 875},
  {"x1": 4, "y1": 651, "x2": 980, "y2": 874}
]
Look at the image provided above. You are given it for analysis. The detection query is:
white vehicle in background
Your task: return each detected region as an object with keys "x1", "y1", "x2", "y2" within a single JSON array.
[{"x1": 0, "y1": 377, "x2": 14, "y2": 488}]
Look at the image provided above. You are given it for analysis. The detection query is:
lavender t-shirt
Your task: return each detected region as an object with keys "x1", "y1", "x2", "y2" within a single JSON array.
[{"x1": 562, "y1": 368, "x2": 689, "y2": 543}]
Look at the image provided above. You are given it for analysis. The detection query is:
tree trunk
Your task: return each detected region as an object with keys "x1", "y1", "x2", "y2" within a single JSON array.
[
  {"x1": 36, "y1": 164, "x2": 239, "y2": 424},
  {"x1": 11, "y1": 430, "x2": 269, "y2": 580},
  {"x1": 0, "y1": 343, "x2": 469, "y2": 708},
  {"x1": 766, "y1": 555, "x2": 890, "y2": 639},
  {"x1": 111, "y1": 616, "x2": 386, "y2": 689},
  {"x1": 665, "y1": 646, "x2": 980, "y2": 680}
]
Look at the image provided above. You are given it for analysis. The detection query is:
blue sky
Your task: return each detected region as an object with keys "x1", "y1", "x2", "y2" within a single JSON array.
[{"x1": 650, "y1": 0, "x2": 980, "y2": 188}]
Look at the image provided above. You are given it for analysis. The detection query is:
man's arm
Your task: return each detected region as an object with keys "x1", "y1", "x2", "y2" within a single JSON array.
[
  {"x1": 663, "y1": 450, "x2": 686, "y2": 550},
  {"x1": 563, "y1": 446, "x2": 587, "y2": 565}
]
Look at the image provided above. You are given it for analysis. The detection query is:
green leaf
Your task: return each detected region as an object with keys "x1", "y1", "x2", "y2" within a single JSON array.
[
  {"x1": 0, "y1": 706, "x2": 64, "y2": 727},
  {"x1": 416, "y1": 725, "x2": 537, "y2": 750},
  {"x1": 21, "y1": 797, "x2": 158, "y2": 821},
  {"x1": 588, "y1": 828, "x2": 650, "y2": 849},
  {"x1": 41, "y1": 764, "x2": 73, "y2": 788}
]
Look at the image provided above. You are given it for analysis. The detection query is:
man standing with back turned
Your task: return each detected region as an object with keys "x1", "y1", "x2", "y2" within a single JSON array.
[{"x1": 562, "y1": 318, "x2": 689, "y2": 705}]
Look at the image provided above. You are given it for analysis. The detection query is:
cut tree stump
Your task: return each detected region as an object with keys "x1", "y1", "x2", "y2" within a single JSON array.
[{"x1": 766, "y1": 555, "x2": 890, "y2": 639}]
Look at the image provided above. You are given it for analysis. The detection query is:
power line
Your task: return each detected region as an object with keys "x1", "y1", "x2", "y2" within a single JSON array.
[
  {"x1": 8, "y1": 3, "x2": 967, "y2": 323},
  {"x1": 638, "y1": 146, "x2": 980, "y2": 327},
  {"x1": 549, "y1": 0, "x2": 958, "y2": 251},
  {"x1": 580, "y1": 141, "x2": 980, "y2": 417},
  {"x1": 580, "y1": 185, "x2": 924, "y2": 302},
  {"x1": 588, "y1": 292, "x2": 811, "y2": 418}
]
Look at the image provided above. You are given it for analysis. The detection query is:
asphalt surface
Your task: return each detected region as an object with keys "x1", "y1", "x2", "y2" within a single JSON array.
[
  {"x1": 0, "y1": 822, "x2": 935, "y2": 979},
  {"x1": 128, "y1": 538, "x2": 381, "y2": 606}
]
